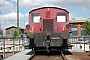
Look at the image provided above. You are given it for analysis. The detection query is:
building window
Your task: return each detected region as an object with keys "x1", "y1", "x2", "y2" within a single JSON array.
[
  {"x1": 71, "y1": 26, "x2": 77, "y2": 36},
  {"x1": 32, "y1": 13, "x2": 40, "y2": 23},
  {"x1": 57, "y1": 13, "x2": 66, "y2": 22},
  {"x1": 10, "y1": 30, "x2": 15, "y2": 37}
]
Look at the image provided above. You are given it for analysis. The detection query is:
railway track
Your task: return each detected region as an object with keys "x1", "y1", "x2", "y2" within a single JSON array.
[{"x1": 27, "y1": 51, "x2": 67, "y2": 60}]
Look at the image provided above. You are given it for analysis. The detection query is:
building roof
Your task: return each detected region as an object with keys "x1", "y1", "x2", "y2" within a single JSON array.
[
  {"x1": 5, "y1": 26, "x2": 17, "y2": 30},
  {"x1": 5, "y1": 26, "x2": 24, "y2": 30},
  {"x1": 69, "y1": 18, "x2": 90, "y2": 24}
]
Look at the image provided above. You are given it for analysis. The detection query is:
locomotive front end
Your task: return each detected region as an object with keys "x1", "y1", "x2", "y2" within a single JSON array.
[{"x1": 25, "y1": 7, "x2": 72, "y2": 52}]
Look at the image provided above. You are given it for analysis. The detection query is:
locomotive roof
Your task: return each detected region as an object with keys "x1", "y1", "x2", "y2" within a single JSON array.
[{"x1": 29, "y1": 7, "x2": 69, "y2": 14}]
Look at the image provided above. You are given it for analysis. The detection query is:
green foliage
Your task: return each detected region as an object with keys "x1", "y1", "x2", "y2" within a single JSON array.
[
  {"x1": 83, "y1": 20, "x2": 90, "y2": 35},
  {"x1": 13, "y1": 31, "x2": 18, "y2": 38},
  {"x1": 0, "y1": 29, "x2": 3, "y2": 35},
  {"x1": 13, "y1": 30, "x2": 22, "y2": 38},
  {"x1": 19, "y1": 30, "x2": 22, "y2": 34}
]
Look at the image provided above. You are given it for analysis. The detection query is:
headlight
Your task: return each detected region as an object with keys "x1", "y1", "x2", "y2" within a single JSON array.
[{"x1": 66, "y1": 24, "x2": 71, "y2": 28}]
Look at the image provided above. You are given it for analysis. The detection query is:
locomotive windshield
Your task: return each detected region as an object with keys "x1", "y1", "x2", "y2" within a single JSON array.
[
  {"x1": 32, "y1": 13, "x2": 40, "y2": 23},
  {"x1": 57, "y1": 13, "x2": 66, "y2": 22}
]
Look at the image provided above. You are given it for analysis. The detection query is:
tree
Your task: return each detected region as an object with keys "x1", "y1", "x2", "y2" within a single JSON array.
[
  {"x1": 83, "y1": 20, "x2": 90, "y2": 35},
  {"x1": 0, "y1": 29, "x2": 3, "y2": 35},
  {"x1": 13, "y1": 30, "x2": 22, "y2": 38},
  {"x1": 19, "y1": 30, "x2": 22, "y2": 34},
  {"x1": 13, "y1": 31, "x2": 18, "y2": 38}
]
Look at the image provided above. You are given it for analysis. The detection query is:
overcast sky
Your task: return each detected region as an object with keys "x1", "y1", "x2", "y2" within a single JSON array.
[{"x1": 0, "y1": 0, "x2": 90, "y2": 32}]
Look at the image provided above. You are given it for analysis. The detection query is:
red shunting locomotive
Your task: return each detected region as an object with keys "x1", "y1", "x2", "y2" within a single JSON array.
[{"x1": 26, "y1": 7, "x2": 72, "y2": 52}]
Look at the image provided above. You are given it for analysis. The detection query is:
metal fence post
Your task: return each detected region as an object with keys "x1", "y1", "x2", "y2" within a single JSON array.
[
  {"x1": 74, "y1": 36, "x2": 75, "y2": 47},
  {"x1": 13, "y1": 39, "x2": 14, "y2": 55},
  {"x1": 3, "y1": 39, "x2": 5, "y2": 59},
  {"x1": 84, "y1": 37, "x2": 85, "y2": 51},
  {"x1": 21, "y1": 35, "x2": 24, "y2": 50},
  {"x1": 22, "y1": 38, "x2": 24, "y2": 50},
  {"x1": 19, "y1": 38, "x2": 20, "y2": 52},
  {"x1": 89, "y1": 36, "x2": 90, "y2": 51}
]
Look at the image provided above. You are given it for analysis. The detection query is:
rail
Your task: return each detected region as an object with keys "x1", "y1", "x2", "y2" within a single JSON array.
[
  {"x1": 61, "y1": 51, "x2": 67, "y2": 60},
  {"x1": 27, "y1": 53, "x2": 35, "y2": 60},
  {"x1": 27, "y1": 51, "x2": 67, "y2": 60}
]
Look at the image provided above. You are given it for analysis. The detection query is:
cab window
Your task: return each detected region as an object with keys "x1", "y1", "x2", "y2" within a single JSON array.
[
  {"x1": 32, "y1": 13, "x2": 40, "y2": 23},
  {"x1": 57, "y1": 13, "x2": 66, "y2": 22}
]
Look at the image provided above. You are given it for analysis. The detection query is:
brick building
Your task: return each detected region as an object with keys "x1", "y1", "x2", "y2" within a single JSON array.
[
  {"x1": 5, "y1": 26, "x2": 24, "y2": 37},
  {"x1": 70, "y1": 18, "x2": 90, "y2": 36}
]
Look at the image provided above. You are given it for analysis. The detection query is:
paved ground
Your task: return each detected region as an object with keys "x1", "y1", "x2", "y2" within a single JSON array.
[
  {"x1": 65, "y1": 47, "x2": 90, "y2": 60},
  {"x1": 4, "y1": 49, "x2": 33, "y2": 60},
  {"x1": 66, "y1": 52, "x2": 90, "y2": 60}
]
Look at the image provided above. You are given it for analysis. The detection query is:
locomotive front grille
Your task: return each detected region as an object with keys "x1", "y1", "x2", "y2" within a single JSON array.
[{"x1": 43, "y1": 19, "x2": 53, "y2": 31}]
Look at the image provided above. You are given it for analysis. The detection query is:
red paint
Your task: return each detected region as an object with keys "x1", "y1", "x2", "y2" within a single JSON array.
[
  {"x1": 26, "y1": 7, "x2": 70, "y2": 33},
  {"x1": 46, "y1": 11, "x2": 50, "y2": 18}
]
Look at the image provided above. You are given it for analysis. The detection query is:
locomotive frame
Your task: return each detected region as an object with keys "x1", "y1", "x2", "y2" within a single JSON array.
[{"x1": 26, "y1": 7, "x2": 72, "y2": 52}]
